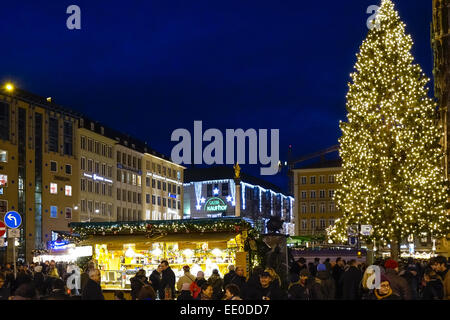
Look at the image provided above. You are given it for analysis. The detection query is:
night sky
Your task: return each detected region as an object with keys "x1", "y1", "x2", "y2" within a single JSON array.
[{"x1": 0, "y1": 0, "x2": 433, "y2": 192}]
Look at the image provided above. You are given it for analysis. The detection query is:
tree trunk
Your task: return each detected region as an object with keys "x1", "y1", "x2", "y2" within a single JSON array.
[{"x1": 390, "y1": 237, "x2": 401, "y2": 260}]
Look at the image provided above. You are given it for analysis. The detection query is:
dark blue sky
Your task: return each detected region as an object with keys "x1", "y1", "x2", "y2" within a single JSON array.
[{"x1": 0, "y1": 0, "x2": 433, "y2": 191}]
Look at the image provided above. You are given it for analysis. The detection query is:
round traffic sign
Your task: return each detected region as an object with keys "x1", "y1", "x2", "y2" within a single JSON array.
[
  {"x1": 4, "y1": 211, "x2": 22, "y2": 229},
  {"x1": 0, "y1": 221, "x2": 6, "y2": 237}
]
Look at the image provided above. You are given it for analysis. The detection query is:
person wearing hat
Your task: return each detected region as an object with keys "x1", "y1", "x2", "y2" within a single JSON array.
[
  {"x1": 311, "y1": 263, "x2": 335, "y2": 300},
  {"x1": 288, "y1": 269, "x2": 311, "y2": 300},
  {"x1": 250, "y1": 271, "x2": 287, "y2": 300},
  {"x1": 366, "y1": 275, "x2": 400, "y2": 300},
  {"x1": 384, "y1": 259, "x2": 411, "y2": 300},
  {"x1": 176, "y1": 265, "x2": 196, "y2": 292},
  {"x1": 177, "y1": 282, "x2": 194, "y2": 300}
]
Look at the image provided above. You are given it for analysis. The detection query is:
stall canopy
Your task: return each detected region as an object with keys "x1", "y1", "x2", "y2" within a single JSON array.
[{"x1": 68, "y1": 217, "x2": 255, "y2": 240}]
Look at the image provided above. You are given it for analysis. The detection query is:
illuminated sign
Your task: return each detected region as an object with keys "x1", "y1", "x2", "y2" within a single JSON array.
[
  {"x1": 83, "y1": 173, "x2": 113, "y2": 184},
  {"x1": 204, "y1": 197, "x2": 227, "y2": 212},
  {"x1": 50, "y1": 183, "x2": 58, "y2": 194}
]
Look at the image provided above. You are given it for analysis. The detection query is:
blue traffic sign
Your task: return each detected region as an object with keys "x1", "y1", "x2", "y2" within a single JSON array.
[{"x1": 4, "y1": 211, "x2": 22, "y2": 229}]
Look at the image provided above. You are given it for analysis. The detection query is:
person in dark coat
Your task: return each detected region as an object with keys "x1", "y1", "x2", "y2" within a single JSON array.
[
  {"x1": 248, "y1": 271, "x2": 287, "y2": 300},
  {"x1": 0, "y1": 273, "x2": 10, "y2": 300},
  {"x1": 32, "y1": 265, "x2": 46, "y2": 296},
  {"x1": 288, "y1": 269, "x2": 311, "y2": 300},
  {"x1": 207, "y1": 269, "x2": 224, "y2": 300},
  {"x1": 384, "y1": 259, "x2": 411, "y2": 300},
  {"x1": 230, "y1": 266, "x2": 247, "y2": 293},
  {"x1": 290, "y1": 257, "x2": 307, "y2": 277},
  {"x1": 332, "y1": 257, "x2": 345, "y2": 299},
  {"x1": 130, "y1": 269, "x2": 150, "y2": 300},
  {"x1": 400, "y1": 258, "x2": 420, "y2": 300},
  {"x1": 223, "y1": 265, "x2": 236, "y2": 288},
  {"x1": 195, "y1": 271, "x2": 207, "y2": 288},
  {"x1": 80, "y1": 261, "x2": 95, "y2": 293},
  {"x1": 365, "y1": 275, "x2": 401, "y2": 300},
  {"x1": 42, "y1": 278, "x2": 71, "y2": 300},
  {"x1": 342, "y1": 260, "x2": 362, "y2": 300},
  {"x1": 311, "y1": 264, "x2": 335, "y2": 300},
  {"x1": 150, "y1": 264, "x2": 163, "y2": 299},
  {"x1": 160, "y1": 260, "x2": 176, "y2": 299},
  {"x1": 81, "y1": 269, "x2": 104, "y2": 300},
  {"x1": 422, "y1": 268, "x2": 444, "y2": 300}
]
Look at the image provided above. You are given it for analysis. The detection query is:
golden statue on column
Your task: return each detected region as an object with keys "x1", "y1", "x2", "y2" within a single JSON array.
[{"x1": 233, "y1": 162, "x2": 241, "y2": 179}]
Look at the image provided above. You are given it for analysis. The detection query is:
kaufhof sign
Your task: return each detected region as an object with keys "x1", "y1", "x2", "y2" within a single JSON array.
[{"x1": 204, "y1": 197, "x2": 227, "y2": 212}]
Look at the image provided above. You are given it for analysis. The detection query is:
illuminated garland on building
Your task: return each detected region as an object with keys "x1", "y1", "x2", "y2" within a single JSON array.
[{"x1": 329, "y1": 0, "x2": 450, "y2": 245}]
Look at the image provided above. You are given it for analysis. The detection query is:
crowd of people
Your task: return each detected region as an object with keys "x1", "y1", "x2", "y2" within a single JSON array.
[{"x1": 0, "y1": 255, "x2": 449, "y2": 300}]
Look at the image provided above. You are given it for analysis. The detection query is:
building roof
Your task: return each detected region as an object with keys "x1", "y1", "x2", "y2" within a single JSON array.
[
  {"x1": 3, "y1": 88, "x2": 84, "y2": 118},
  {"x1": 3, "y1": 86, "x2": 173, "y2": 162},
  {"x1": 184, "y1": 165, "x2": 289, "y2": 195},
  {"x1": 295, "y1": 158, "x2": 342, "y2": 170},
  {"x1": 79, "y1": 116, "x2": 171, "y2": 161}
]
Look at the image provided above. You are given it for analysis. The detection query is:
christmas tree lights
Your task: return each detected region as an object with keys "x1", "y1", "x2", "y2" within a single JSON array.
[{"x1": 329, "y1": 0, "x2": 450, "y2": 252}]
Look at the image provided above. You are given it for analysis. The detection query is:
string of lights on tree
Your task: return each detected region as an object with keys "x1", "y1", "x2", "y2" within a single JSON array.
[{"x1": 328, "y1": 0, "x2": 450, "y2": 246}]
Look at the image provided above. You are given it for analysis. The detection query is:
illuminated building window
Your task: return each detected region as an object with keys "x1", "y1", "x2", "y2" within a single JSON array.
[
  {"x1": 50, "y1": 206, "x2": 58, "y2": 218},
  {"x1": 0, "y1": 150, "x2": 7, "y2": 162},
  {"x1": 50, "y1": 183, "x2": 58, "y2": 194},
  {"x1": 65, "y1": 207, "x2": 72, "y2": 219},
  {"x1": 65, "y1": 185, "x2": 72, "y2": 196},
  {"x1": 0, "y1": 174, "x2": 7, "y2": 187}
]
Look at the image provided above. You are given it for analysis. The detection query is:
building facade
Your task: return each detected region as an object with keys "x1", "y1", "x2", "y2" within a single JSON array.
[
  {"x1": 78, "y1": 119, "x2": 116, "y2": 222},
  {"x1": 293, "y1": 160, "x2": 342, "y2": 237},
  {"x1": 183, "y1": 166, "x2": 295, "y2": 235},
  {"x1": 142, "y1": 153, "x2": 184, "y2": 221},
  {"x1": 0, "y1": 87, "x2": 80, "y2": 262}
]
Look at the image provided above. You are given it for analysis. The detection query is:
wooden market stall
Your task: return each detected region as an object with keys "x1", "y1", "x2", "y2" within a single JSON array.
[{"x1": 69, "y1": 217, "x2": 255, "y2": 291}]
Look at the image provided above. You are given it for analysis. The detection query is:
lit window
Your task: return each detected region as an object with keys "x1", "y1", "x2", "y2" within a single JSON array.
[
  {"x1": 50, "y1": 183, "x2": 58, "y2": 194},
  {"x1": 65, "y1": 185, "x2": 72, "y2": 196},
  {"x1": 0, "y1": 174, "x2": 7, "y2": 187},
  {"x1": 65, "y1": 207, "x2": 72, "y2": 219},
  {"x1": 0, "y1": 150, "x2": 7, "y2": 162},
  {"x1": 50, "y1": 206, "x2": 58, "y2": 218}
]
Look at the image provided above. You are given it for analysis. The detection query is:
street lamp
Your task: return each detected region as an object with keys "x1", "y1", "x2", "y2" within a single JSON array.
[{"x1": 4, "y1": 83, "x2": 14, "y2": 92}]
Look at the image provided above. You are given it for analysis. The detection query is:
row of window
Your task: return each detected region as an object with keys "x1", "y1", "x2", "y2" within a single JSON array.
[
  {"x1": 300, "y1": 190, "x2": 335, "y2": 199},
  {"x1": 206, "y1": 183, "x2": 229, "y2": 197},
  {"x1": 117, "y1": 151, "x2": 142, "y2": 171},
  {"x1": 80, "y1": 199, "x2": 112, "y2": 216},
  {"x1": 300, "y1": 175, "x2": 336, "y2": 185},
  {"x1": 117, "y1": 189, "x2": 142, "y2": 204},
  {"x1": 81, "y1": 157, "x2": 113, "y2": 178},
  {"x1": 300, "y1": 202, "x2": 336, "y2": 214},
  {"x1": 80, "y1": 136, "x2": 113, "y2": 158},
  {"x1": 81, "y1": 179, "x2": 113, "y2": 196},
  {"x1": 144, "y1": 194, "x2": 180, "y2": 209},
  {"x1": 116, "y1": 207, "x2": 142, "y2": 221},
  {"x1": 145, "y1": 177, "x2": 181, "y2": 194},
  {"x1": 145, "y1": 161, "x2": 180, "y2": 180},
  {"x1": 50, "y1": 161, "x2": 72, "y2": 175},
  {"x1": 49, "y1": 183, "x2": 72, "y2": 196},
  {"x1": 300, "y1": 219, "x2": 335, "y2": 230},
  {"x1": 117, "y1": 169, "x2": 142, "y2": 186}
]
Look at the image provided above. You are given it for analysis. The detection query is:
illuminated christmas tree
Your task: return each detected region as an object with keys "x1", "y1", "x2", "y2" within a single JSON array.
[{"x1": 329, "y1": 0, "x2": 450, "y2": 258}]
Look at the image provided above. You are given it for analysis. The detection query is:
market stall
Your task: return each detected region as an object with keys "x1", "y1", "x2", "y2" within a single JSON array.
[{"x1": 69, "y1": 217, "x2": 255, "y2": 291}]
